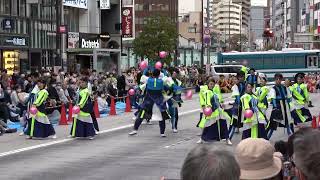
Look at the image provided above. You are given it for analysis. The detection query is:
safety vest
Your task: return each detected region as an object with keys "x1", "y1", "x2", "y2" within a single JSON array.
[
  {"x1": 292, "y1": 83, "x2": 309, "y2": 105},
  {"x1": 199, "y1": 85, "x2": 208, "y2": 107},
  {"x1": 256, "y1": 86, "x2": 269, "y2": 109},
  {"x1": 146, "y1": 78, "x2": 164, "y2": 91},
  {"x1": 78, "y1": 88, "x2": 91, "y2": 114},
  {"x1": 33, "y1": 89, "x2": 48, "y2": 113}
]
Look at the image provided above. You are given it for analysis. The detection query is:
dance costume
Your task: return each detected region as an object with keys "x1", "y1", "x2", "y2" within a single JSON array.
[
  {"x1": 167, "y1": 77, "x2": 183, "y2": 131},
  {"x1": 241, "y1": 93, "x2": 267, "y2": 139},
  {"x1": 198, "y1": 87, "x2": 231, "y2": 142},
  {"x1": 290, "y1": 83, "x2": 312, "y2": 125},
  {"x1": 70, "y1": 88, "x2": 96, "y2": 138},
  {"x1": 26, "y1": 89, "x2": 56, "y2": 138}
]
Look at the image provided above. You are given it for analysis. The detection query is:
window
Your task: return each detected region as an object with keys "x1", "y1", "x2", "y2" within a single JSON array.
[
  {"x1": 0, "y1": 0, "x2": 11, "y2": 15},
  {"x1": 123, "y1": 0, "x2": 133, "y2": 6},
  {"x1": 188, "y1": 27, "x2": 196, "y2": 33},
  {"x1": 30, "y1": 4, "x2": 39, "y2": 18}
]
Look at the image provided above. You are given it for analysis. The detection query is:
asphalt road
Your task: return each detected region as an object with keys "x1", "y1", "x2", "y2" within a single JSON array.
[{"x1": 0, "y1": 94, "x2": 318, "y2": 180}]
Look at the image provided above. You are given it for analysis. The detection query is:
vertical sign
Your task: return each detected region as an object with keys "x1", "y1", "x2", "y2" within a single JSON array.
[
  {"x1": 122, "y1": 7, "x2": 134, "y2": 39},
  {"x1": 100, "y1": 0, "x2": 110, "y2": 9},
  {"x1": 318, "y1": 11, "x2": 320, "y2": 33}
]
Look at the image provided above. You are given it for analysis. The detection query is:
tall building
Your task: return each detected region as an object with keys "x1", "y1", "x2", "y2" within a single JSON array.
[
  {"x1": 250, "y1": 6, "x2": 267, "y2": 50},
  {"x1": 64, "y1": 0, "x2": 121, "y2": 73},
  {"x1": 0, "y1": 0, "x2": 57, "y2": 74},
  {"x1": 271, "y1": 0, "x2": 304, "y2": 49},
  {"x1": 212, "y1": 0, "x2": 251, "y2": 38}
]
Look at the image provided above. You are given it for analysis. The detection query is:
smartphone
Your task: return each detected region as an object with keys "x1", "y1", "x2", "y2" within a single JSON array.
[{"x1": 283, "y1": 161, "x2": 295, "y2": 177}]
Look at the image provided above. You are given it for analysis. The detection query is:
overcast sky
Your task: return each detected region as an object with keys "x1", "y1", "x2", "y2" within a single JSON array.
[{"x1": 179, "y1": 0, "x2": 267, "y2": 13}]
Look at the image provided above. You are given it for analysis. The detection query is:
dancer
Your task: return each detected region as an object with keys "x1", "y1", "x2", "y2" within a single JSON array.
[
  {"x1": 129, "y1": 68, "x2": 171, "y2": 137},
  {"x1": 266, "y1": 73, "x2": 294, "y2": 140},
  {"x1": 167, "y1": 68, "x2": 183, "y2": 133},
  {"x1": 228, "y1": 72, "x2": 246, "y2": 139},
  {"x1": 26, "y1": 79, "x2": 56, "y2": 139},
  {"x1": 255, "y1": 77, "x2": 269, "y2": 118},
  {"x1": 246, "y1": 68, "x2": 259, "y2": 89},
  {"x1": 290, "y1": 73, "x2": 312, "y2": 126},
  {"x1": 70, "y1": 77, "x2": 96, "y2": 139},
  {"x1": 241, "y1": 83, "x2": 267, "y2": 139},
  {"x1": 197, "y1": 78, "x2": 232, "y2": 144}
]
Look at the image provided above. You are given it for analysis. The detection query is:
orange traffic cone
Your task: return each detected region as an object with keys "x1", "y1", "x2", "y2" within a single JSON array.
[
  {"x1": 68, "y1": 103, "x2": 73, "y2": 122},
  {"x1": 94, "y1": 99, "x2": 100, "y2": 118},
  {"x1": 59, "y1": 103, "x2": 68, "y2": 125},
  {"x1": 311, "y1": 116, "x2": 317, "y2": 129},
  {"x1": 109, "y1": 97, "x2": 117, "y2": 116},
  {"x1": 125, "y1": 96, "x2": 132, "y2": 112}
]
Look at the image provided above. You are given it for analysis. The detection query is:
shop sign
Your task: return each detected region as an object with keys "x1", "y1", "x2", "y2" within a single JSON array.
[
  {"x1": 68, "y1": 32, "x2": 79, "y2": 49},
  {"x1": 2, "y1": 19, "x2": 14, "y2": 30},
  {"x1": 79, "y1": 33, "x2": 100, "y2": 49},
  {"x1": 122, "y1": 7, "x2": 134, "y2": 39},
  {"x1": 100, "y1": 0, "x2": 110, "y2": 9},
  {"x1": 100, "y1": 32, "x2": 111, "y2": 42},
  {"x1": 63, "y1": 0, "x2": 88, "y2": 9},
  {"x1": 1, "y1": 36, "x2": 28, "y2": 46}
]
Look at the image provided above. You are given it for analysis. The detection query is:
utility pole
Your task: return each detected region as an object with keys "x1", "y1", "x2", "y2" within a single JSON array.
[
  {"x1": 200, "y1": 0, "x2": 204, "y2": 66},
  {"x1": 207, "y1": 0, "x2": 210, "y2": 64},
  {"x1": 61, "y1": 0, "x2": 66, "y2": 71},
  {"x1": 228, "y1": 0, "x2": 231, "y2": 50}
]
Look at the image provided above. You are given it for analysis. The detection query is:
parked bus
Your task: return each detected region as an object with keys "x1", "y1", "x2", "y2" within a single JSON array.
[{"x1": 217, "y1": 49, "x2": 320, "y2": 80}]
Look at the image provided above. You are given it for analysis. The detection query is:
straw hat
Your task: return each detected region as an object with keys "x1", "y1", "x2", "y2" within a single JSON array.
[{"x1": 235, "y1": 138, "x2": 282, "y2": 180}]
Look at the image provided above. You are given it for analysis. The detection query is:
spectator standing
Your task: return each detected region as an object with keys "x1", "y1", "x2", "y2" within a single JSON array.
[
  {"x1": 181, "y1": 145, "x2": 240, "y2": 180},
  {"x1": 235, "y1": 138, "x2": 282, "y2": 180}
]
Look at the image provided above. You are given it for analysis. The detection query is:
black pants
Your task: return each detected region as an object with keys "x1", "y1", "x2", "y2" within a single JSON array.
[
  {"x1": 134, "y1": 117, "x2": 165, "y2": 134},
  {"x1": 91, "y1": 112, "x2": 99, "y2": 131},
  {"x1": 0, "y1": 104, "x2": 10, "y2": 123}
]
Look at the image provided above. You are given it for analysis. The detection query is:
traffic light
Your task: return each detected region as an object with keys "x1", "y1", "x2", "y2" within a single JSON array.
[{"x1": 263, "y1": 28, "x2": 274, "y2": 38}]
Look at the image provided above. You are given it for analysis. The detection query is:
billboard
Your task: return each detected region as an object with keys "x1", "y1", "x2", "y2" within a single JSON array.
[{"x1": 122, "y1": 6, "x2": 135, "y2": 39}]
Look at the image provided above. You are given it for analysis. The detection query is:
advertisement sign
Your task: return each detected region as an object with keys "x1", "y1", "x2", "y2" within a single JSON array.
[
  {"x1": 122, "y1": 7, "x2": 134, "y2": 39},
  {"x1": 2, "y1": 19, "x2": 14, "y2": 30},
  {"x1": 100, "y1": 0, "x2": 110, "y2": 9},
  {"x1": 63, "y1": 0, "x2": 87, "y2": 9},
  {"x1": 0, "y1": 36, "x2": 29, "y2": 46},
  {"x1": 68, "y1": 32, "x2": 79, "y2": 49},
  {"x1": 79, "y1": 33, "x2": 100, "y2": 49}
]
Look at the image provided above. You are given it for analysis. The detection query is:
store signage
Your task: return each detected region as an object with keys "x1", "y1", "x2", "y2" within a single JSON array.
[
  {"x1": 100, "y1": 32, "x2": 111, "y2": 42},
  {"x1": 2, "y1": 19, "x2": 14, "y2": 30},
  {"x1": 100, "y1": 0, "x2": 110, "y2": 9},
  {"x1": 63, "y1": 0, "x2": 88, "y2": 9},
  {"x1": 2, "y1": 37, "x2": 28, "y2": 46},
  {"x1": 68, "y1": 32, "x2": 79, "y2": 48},
  {"x1": 59, "y1": 25, "x2": 67, "y2": 33},
  {"x1": 122, "y1": 7, "x2": 134, "y2": 39},
  {"x1": 81, "y1": 39, "x2": 100, "y2": 48}
]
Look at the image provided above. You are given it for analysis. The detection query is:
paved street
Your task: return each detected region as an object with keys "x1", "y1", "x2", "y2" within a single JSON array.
[{"x1": 0, "y1": 94, "x2": 319, "y2": 180}]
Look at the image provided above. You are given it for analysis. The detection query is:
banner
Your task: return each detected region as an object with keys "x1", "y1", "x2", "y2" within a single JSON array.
[
  {"x1": 100, "y1": 0, "x2": 110, "y2": 9},
  {"x1": 68, "y1": 32, "x2": 79, "y2": 49},
  {"x1": 122, "y1": 7, "x2": 134, "y2": 39},
  {"x1": 63, "y1": 0, "x2": 87, "y2": 9}
]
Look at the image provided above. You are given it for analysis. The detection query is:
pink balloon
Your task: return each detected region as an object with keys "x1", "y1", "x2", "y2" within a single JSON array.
[
  {"x1": 159, "y1": 51, "x2": 167, "y2": 59},
  {"x1": 30, "y1": 107, "x2": 38, "y2": 115},
  {"x1": 128, "y1": 89, "x2": 135, "y2": 96},
  {"x1": 72, "y1": 106, "x2": 80, "y2": 114},
  {"x1": 203, "y1": 107, "x2": 213, "y2": 116},
  {"x1": 155, "y1": 61, "x2": 162, "y2": 70},
  {"x1": 244, "y1": 109, "x2": 254, "y2": 118},
  {"x1": 185, "y1": 90, "x2": 193, "y2": 99},
  {"x1": 139, "y1": 61, "x2": 148, "y2": 70}
]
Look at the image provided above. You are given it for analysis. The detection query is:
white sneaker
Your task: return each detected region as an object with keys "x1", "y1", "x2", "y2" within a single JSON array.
[
  {"x1": 51, "y1": 135, "x2": 57, "y2": 139},
  {"x1": 147, "y1": 121, "x2": 153, "y2": 125},
  {"x1": 88, "y1": 136, "x2": 94, "y2": 140},
  {"x1": 173, "y1": 129, "x2": 178, "y2": 133},
  {"x1": 68, "y1": 135, "x2": 75, "y2": 138},
  {"x1": 196, "y1": 139, "x2": 203, "y2": 144},
  {"x1": 132, "y1": 117, "x2": 137, "y2": 120},
  {"x1": 161, "y1": 134, "x2": 166, "y2": 137},
  {"x1": 96, "y1": 131, "x2": 100, "y2": 135},
  {"x1": 19, "y1": 132, "x2": 25, "y2": 136},
  {"x1": 227, "y1": 139, "x2": 233, "y2": 146},
  {"x1": 129, "y1": 130, "x2": 137, "y2": 136},
  {"x1": 25, "y1": 135, "x2": 32, "y2": 139}
]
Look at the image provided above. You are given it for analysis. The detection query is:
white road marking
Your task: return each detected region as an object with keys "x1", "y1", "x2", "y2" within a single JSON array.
[{"x1": 0, "y1": 109, "x2": 200, "y2": 158}]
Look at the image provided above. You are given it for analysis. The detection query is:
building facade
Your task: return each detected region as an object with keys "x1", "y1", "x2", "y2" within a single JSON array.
[
  {"x1": 0, "y1": 0, "x2": 57, "y2": 74},
  {"x1": 211, "y1": 0, "x2": 251, "y2": 39},
  {"x1": 250, "y1": 6, "x2": 267, "y2": 50}
]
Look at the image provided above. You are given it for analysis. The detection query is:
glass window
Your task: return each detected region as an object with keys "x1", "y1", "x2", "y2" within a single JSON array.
[
  {"x1": 30, "y1": 4, "x2": 39, "y2": 18},
  {"x1": 123, "y1": 0, "x2": 133, "y2": 6},
  {"x1": 19, "y1": 0, "x2": 26, "y2": 16},
  {"x1": 188, "y1": 27, "x2": 196, "y2": 33},
  {"x1": 0, "y1": 0, "x2": 11, "y2": 14}
]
